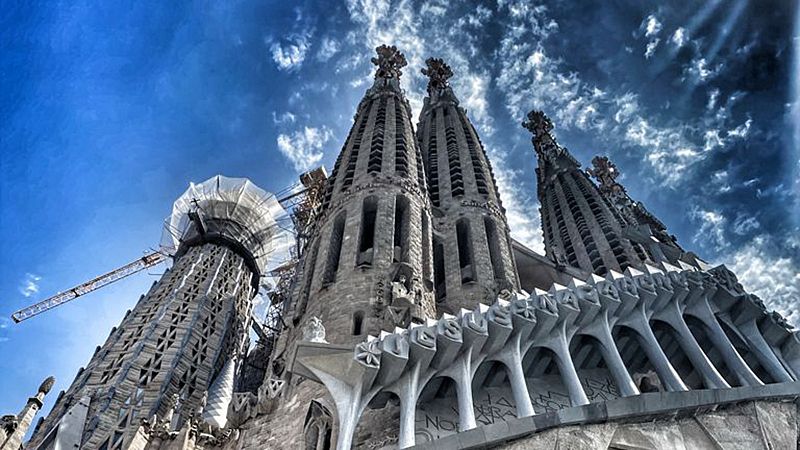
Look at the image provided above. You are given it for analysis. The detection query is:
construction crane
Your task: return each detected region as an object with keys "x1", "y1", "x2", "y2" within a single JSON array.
[
  {"x1": 11, "y1": 252, "x2": 168, "y2": 323},
  {"x1": 11, "y1": 167, "x2": 328, "y2": 325}
]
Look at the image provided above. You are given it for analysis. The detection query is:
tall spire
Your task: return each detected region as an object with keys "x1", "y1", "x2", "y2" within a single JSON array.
[
  {"x1": 523, "y1": 109, "x2": 648, "y2": 274},
  {"x1": 587, "y1": 155, "x2": 685, "y2": 258},
  {"x1": 417, "y1": 56, "x2": 518, "y2": 313},
  {"x1": 522, "y1": 110, "x2": 579, "y2": 171}
]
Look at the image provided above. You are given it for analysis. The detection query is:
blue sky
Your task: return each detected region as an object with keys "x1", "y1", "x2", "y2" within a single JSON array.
[{"x1": 1, "y1": 0, "x2": 799, "y2": 420}]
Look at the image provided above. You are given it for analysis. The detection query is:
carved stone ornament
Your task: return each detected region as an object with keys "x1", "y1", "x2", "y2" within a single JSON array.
[
  {"x1": 586, "y1": 156, "x2": 624, "y2": 196},
  {"x1": 1, "y1": 415, "x2": 18, "y2": 434},
  {"x1": 38, "y1": 376, "x2": 56, "y2": 395},
  {"x1": 391, "y1": 275, "x2": 413, "y2": 308},
  {"x1": 355, "y1": 339, "x2": 381, "y2": 367},
  {"x1": 521, "y1": 110, "x2": 554, "y2": 138},
  {"x1": 371, "y1": 45, "x2": 407, "y2": 80},
  {"x1": 265, "y1": 377, "x2": 285, "y2": 399},
  {"x1": 302, "y1": 316, "x2": 327, "y2": 343},
  {"x1": 422, "y1": 57, "x2": 453, "y2": 94}
]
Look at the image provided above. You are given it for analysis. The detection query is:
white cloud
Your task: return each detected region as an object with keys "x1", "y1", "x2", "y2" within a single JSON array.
[
  {"x1": 684, "y1": 57, "x2": 720, "y2": 83},
  {"x1": 272, "y1": 111, "x2": 296, "y2": 125},
  {"x1": 270, "y1": 33, "x2": 311, "y2": 71},
  {"x1": 317, "y1": 37, "x2": 340, "y2": 62},
  {"x1": 670, "y1": 27, "x2": 688, "y2": 47},
  {"x1": 493, "y1": 1, "x2": 752, "y2": 187},
  {"x1": 276, "y1": 126, "x2": 333, "y2": 172},
  {"x1": 642, "y1": 14, "x2": 662, "y2": 38},
  {"x1": 19, "y1": 273, "x2": 41, "y2": 298},
  {"x1": 732, "y1": 214, "x2": 760, "y2": 235},
  {"x1": 722, "y1": 235, "x2": 800, "y2": 325},
  {"x1": 640, "y1": 14, "x2": 662, "y2": 58},
  {"x1": 644, "y1": 39, "x2": 660, "y2": 59},
  {"x1": 691, "y1": 208, "x2": 728, "y2": 249}
]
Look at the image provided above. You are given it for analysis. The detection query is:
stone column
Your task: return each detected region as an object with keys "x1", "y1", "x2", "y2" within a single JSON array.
[
  {"x1": 685, "y1": 300, "x2": 763, "y2": 386},
  {"x1": 1, "y1": 376, "x2": 54, "y2": 450},
  {"x1": 658, "y1": 303, "x2": 730, "y2": 389},
  {"x1": 623, "y1": 307, "x2": 688, "y2": 392},
  {"x1": 738, "y1": 319, "x2": 795, "y2": 383},
  {"x1": 592, "y1": 319, "x2": 639, "y2": 397}
]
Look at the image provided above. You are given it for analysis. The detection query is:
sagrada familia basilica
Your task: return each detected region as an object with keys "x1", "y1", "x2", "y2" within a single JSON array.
[{"x1": 3, "y1": 46, "x2": 799, "y2": 450}]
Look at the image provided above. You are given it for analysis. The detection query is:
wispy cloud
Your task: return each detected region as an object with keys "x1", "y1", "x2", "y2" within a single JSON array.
[
  {"x1": 640, "y1": 14, "x2": 662, "y2": 59},
  {"x1": 317, "y1": 37, "x2": 340, "y2": 62},
  {"x1": 722, "y1": 235, "x2": 800, "y2": 324},
  {"x1": 19, "y1": 273, "x2": 41, "y2": 298},
  {"x1": 691, "y1": 207, "x2": 728, "y2": 249},
  {"x1": 276, "y1": 126, "x2": 333, "y2": 172},
  {"x1": 270, "y1": 32, "x2": 312, "y2": 71}
]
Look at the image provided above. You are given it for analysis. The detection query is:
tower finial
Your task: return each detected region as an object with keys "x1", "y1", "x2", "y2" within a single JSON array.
[
  {"x1": 38, "y1": 376, "x2": 55, "y2": 395},
  {"x1": 422, "y1": 57, "x2": 453, "y2": 94},
  {"x1": 371, "y1": 45, "x2": 407, "y2": 80},
  {"x1": 521, "y1": 110, "x2": 554, "y2": 139}
]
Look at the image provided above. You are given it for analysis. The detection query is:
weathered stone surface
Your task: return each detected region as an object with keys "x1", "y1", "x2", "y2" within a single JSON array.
[{"x1": 754, "y1": 401, "x2": 797, "y2": 450}]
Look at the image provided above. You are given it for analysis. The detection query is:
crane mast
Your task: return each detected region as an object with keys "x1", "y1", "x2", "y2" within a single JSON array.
[{"x1": 11, "y1": 167, "x2": 328, "y2": 327}]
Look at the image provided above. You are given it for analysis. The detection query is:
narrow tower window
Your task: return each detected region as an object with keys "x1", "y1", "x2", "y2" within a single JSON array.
[
  {"x1": 426, "y1": 111, "x2": 441, "y2": 207},
  {"x1": 484, "y1": 216, "x2": 505, "y2": 281},
  {"x1": 352, "y1": 311, "x2": 364, "y2": 335},
  {"x1": 422, "y1": 212, "x2": 432, "y2": 289},
  {"x1": 357, "y1": 196, "x2": 379, "y2": 267},
  {"x1": 322, "y1": 212, "x2": 346, "y2": 285},
  {"x1": 393, "y1": 195, "x2": 410, "y2": 263},
  {"x1": 456, "y1": 219, "x2": 475, "y2": 283},
  {"x1": 368, "y1": 97, "x2": 387, "y2": 174},
  {"x1": 433, "y1": 237, "x2": 446, "y2": 303}
]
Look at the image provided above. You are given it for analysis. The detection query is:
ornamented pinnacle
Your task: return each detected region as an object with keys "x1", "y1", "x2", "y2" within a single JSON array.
[
  {"x1": 521, "y1": 110, "x2": 554, "y2": 139},
  {"x1": 587, "y1": 156, "x2": 624, "y2": 197},
  {"x1": 371, "y1": 45, "x2": 407, "y2": 80},
  {"x1": 38, "y1": 376, "x2": 55, "y2": 395},
  {"x1": 522, "y1": 109, "x2": 578, "y2": 167},
  {"x1": 422, "y1": 57, "x2": 453, "y2": 94}
]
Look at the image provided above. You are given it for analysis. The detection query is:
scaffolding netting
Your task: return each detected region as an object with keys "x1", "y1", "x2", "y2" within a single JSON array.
[{"x1": 160, "y1": 175, "x2": 294, "y2": 274}]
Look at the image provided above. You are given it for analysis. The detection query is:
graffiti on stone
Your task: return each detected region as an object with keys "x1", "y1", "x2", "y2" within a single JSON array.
[{"x1": 415, "y1": 370, "x2": 621, "y2": 440}]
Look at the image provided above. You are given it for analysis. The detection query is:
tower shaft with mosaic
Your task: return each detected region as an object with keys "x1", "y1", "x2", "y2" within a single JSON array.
[
  {"x1": 417, "y1": 57, "x2": 519, "y2": 314},
  {"x1": 23, "y1": 177, "x2": 284, "y2": 450}
]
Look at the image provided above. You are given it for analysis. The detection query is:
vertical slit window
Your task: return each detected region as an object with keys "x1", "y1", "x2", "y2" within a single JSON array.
[
  {"x1": 394, "y1": 100, "x2": 409, "y2": 177},
  {"x1": 426, "y1": 111, "x2": 441, "y2": 207},
  {"x1": 456, "y1": 219, "x2": 475, "y2": 283},
  {"x1": 393, "y1": 195, "x2": 410, "y2": 263},
  {"x1": 433, "y1": 238, "x2": 446, "y2": 303},
  {"x1": 352, "y1": 311, "x2": 364, "y2": 335},
  {"x1": 322, "y1": 212, "x2": 346, "y2": 285},
  {"x1": 445, "y1": 111, "x2": 464, "y2": 198},
  {"x1": 357, "y1": 196, "x2": 379, "y2": 267},
  {"x1": 484, "y1": 216, "x2": 505, "y2": 281},
  {"x1": 368, "y1": 97, "x2": 387, "y2": 174},
  {"x1": 422, "y1": 212, "x2": 432, "y2": 290}
]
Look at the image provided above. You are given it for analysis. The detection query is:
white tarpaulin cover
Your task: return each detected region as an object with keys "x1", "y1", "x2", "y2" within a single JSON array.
[{"x1": 161, "y1": 175, "x2": 293, "y2": 273}]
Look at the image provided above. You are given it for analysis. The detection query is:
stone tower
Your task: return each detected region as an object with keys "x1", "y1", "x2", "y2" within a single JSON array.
[
  {"x1": 287, "y1": 44, "x2": 436, "y2": 344},
  {"x1": 26, "y1": 176, "x2": 283, "y2": 450},
  {"x1": 0, "y1": 376, "x2": 54, "y2": 450},
  {"x1": 416, "y1": 58, "x2": 518, "y2": 314},
  {"x1": 522, "y1": 110, "x2": 659, "y2": 275},
  {"x1": 238, "y1": 45, "x2": 438, "y2": 450}
]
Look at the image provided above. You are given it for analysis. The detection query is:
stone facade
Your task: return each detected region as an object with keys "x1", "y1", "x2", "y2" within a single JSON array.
[{"x1": 11, "y1": 46, "x2": 800, "y2": 450}]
